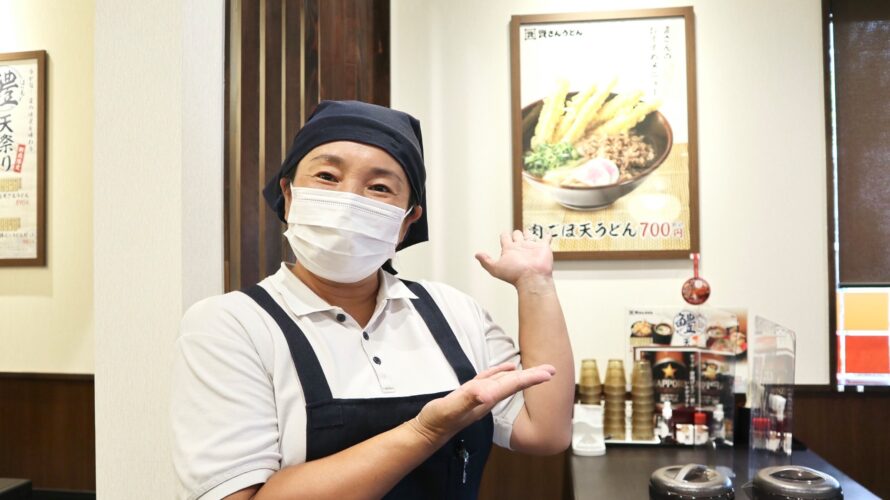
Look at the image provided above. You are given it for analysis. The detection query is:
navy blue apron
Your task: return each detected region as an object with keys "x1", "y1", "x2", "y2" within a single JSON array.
[{"x1": 243, "y1": 280, "x2": 494, "y2": 499}]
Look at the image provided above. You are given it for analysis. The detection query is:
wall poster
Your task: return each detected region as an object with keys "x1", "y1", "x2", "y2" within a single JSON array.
[
  {"x1": 510, "y1": 8, "x2": 698, "y2": 259},
  {"x1": 0, "y1": 50, "x2": 46, "y2": 266},
  {"x1": 627, "y1": 306, "x2": 749, "y2": 393}
]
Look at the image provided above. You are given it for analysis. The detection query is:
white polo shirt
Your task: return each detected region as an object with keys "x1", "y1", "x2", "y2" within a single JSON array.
[{"x1": 171, "y1": 264, "x2": 524, "y2": 500}]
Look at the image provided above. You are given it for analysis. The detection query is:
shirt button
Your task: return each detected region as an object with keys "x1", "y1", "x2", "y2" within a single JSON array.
[
  {"x1": 363, "y1": 331, "x2": 370, "y2": 340},
  {"x1": 373, "y1": 356, "x2": 382, "y2": 365},
  {"x1": 335, "y1": 313, "x2": 346, "y2": 322}
]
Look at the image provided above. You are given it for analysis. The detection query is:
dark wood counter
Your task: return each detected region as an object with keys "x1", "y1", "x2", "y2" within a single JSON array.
[
  {"x1": 570, "y1": 445, "x2": 878, "y2": 499},
  {"x1": 0, "y1": 479, "x2": 31, "y2": 500}
]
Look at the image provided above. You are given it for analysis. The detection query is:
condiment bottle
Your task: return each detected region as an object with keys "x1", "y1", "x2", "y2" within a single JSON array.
[
  {"x1": 751, "y1": 417, "x2": 770, "y2": 451},
  {"x1": 672, "y1": 406, "x2": 695, "y2": 445},
  {"x1": 656, "y1": 401, "x2": 675, "y2": 443},
  {"x1": 711, "y1": 403, "x2": 725, "y2": 441},
  {"x1": 694, "y1": 411, "x2": 709, "y2": 445}
]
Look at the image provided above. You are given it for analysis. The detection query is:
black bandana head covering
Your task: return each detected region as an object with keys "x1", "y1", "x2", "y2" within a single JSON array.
[{"x1": 263, "y1": 100, "x2": 428, "y2": 251}]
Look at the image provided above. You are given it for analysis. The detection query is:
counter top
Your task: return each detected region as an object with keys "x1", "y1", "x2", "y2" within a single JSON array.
[
  {"x1": 570, "y1": 445, "x2": 878, "y2": 499},
  {"x1": 0, "y1": 478, "x2": 31, "y2": 500}
]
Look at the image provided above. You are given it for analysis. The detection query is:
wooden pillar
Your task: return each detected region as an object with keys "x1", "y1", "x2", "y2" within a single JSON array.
[{"x1": 224, "y1": 0, "x2": 389, "y2": 291}]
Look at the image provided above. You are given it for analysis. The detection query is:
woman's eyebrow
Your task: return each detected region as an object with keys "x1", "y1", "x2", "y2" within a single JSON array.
[
  {"x1": 308, "y1": 154, "x2": 344, "y2": 165},
  {"x1": 306, "y1": 155, "x2": 405, "y2": 186},
  {"x1": 368, "y1": 167, "x2": 405, "y2": 186}
]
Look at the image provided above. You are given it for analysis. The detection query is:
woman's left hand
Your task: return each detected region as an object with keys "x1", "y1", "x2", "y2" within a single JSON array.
[{"x1": 475, "y1": 230, "x2": 553, "y2": 286}]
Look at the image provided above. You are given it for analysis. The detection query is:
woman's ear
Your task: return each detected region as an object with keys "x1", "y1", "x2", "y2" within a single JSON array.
[
  {"x1": 399, "y1": 205, "x2": 423, "y2": 243},
  {"x1": 406, "y1": 205, "x2": 423, "y2": 224},
  {"x1": 280, "y1": 178, "x2": 293, "y2": 220}
]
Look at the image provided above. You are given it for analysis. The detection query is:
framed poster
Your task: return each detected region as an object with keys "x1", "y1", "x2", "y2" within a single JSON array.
[
  {"x1": 510, "y1": 8, "x2": 699, "y2": 259},
  {"x1": 0, "y1": 50, "x2": 46, "y2": 266}
]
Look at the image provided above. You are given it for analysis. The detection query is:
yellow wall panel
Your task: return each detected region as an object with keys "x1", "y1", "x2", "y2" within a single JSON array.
[
  {"x1": 843, "y1": 292, "x2": 889, "y2": 331},
  {"x1": 0, "y1": 0, "x2": 94, "y2": 373}
]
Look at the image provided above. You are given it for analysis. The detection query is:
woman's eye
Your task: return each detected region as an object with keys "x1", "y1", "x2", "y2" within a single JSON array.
[
  {"x1": 315, "y1": 172, "x2": 337, "y2": 182},
  {"x1": 368, "y1": 184, "x2": 392, "y2": 193}
]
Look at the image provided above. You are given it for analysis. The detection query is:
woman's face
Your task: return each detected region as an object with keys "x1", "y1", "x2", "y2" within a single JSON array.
[{"x1": 280, "y1": 141, "x2": 422, "y2": 241}]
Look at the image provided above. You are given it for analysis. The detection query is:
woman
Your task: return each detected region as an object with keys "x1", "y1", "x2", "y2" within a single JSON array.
[{"x1": 172, "y1": 100, "x2": 574, "y2": 499}]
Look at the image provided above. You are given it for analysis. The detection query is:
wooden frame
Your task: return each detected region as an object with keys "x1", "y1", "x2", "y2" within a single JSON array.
[
  {"x1": 510, "y1": 8, "x2": 699, "y2": 260},
  {"x1": 0, "y1": 50, "x2": 46, "y2": 266},
  {"x1": 822, "y1": 0, "x2": 840, "y2": 391}
]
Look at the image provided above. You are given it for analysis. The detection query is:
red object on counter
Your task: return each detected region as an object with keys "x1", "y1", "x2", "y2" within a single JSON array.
[
  {"x1": 694, "y1": 412, "x2": 708, "y2": 426},
  {"x1": 752, "y1": 417, "x2": 771, "y2": 431}
]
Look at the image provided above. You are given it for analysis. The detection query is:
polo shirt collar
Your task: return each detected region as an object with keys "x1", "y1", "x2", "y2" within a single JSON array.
[
  {"x1": 378, "y1": 268, "x2": 418, "y2": 302},
  {"x1": 271, "y1": 263, "x2": 418, "y2": 317}
]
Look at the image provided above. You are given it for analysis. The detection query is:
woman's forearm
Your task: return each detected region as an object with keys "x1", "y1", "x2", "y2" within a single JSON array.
[
  {"x1": 255, "y1": 419, "x2": 450, "y2": 500},
  {"x1": 510, "y1": 274, "x2": 574, "y2": 454}
]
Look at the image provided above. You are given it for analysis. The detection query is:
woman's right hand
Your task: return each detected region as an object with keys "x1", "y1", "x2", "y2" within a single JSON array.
[{"x1": 409, "y1": 362, "x2": 555, "y2": 444}]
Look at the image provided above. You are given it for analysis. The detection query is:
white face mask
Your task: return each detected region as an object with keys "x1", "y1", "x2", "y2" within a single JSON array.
[{"x1": 284, "y1": 187, "x2": 409, "y2": 283}]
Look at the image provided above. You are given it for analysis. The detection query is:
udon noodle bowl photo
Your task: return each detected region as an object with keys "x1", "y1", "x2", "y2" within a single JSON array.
[{"x1": 520, "y1": 79, "x2": 673, "y2": 209}]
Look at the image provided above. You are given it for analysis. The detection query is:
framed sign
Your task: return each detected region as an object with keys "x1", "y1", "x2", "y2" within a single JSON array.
[
  {"x1": 0, "y1": 50, "x2": 46, "y2": 266},
  {"x1": 510, "y1": 8, "x2": 699, "y2": 259}
]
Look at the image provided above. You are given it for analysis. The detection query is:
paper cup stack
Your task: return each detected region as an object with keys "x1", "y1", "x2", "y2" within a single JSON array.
[
  {"x1": 578, "y1": 359, "x2": 602, "y2": 405},
  {"x1": 603, "y1": 359, "x2": 627, "y2": 440},
  {"x1": 631, "y1": 360, "x2": 655, "y2": 440}
]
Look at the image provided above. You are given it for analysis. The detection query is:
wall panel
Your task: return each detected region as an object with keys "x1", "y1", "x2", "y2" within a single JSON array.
[
  {"x1": 0, "y1": 374, "x2": 95, "y2": 491},
  {"x1": 225, "y1": 0, "x2": 390, "y2": 291}
]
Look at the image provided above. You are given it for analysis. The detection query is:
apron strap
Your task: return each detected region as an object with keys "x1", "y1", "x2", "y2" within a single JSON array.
[
  {"x1": 401, "y1": 280, "x2": 478, "y2": 385},
  {"x1": 241, "y1": 285, "x2": 334, "y2": 403}
]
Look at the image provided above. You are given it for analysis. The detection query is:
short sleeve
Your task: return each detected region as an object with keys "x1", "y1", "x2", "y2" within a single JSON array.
[
  {"x1": 476, "y1": 304, "x2": 525, "y2": 449},
  {"x1": 171, "y1": 294, "x2": 282, "y2": 500}
]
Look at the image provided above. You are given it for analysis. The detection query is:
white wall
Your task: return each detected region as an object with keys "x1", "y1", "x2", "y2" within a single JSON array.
[
  {"x1": 93, "y1": 0, "x2": 224, "y2": 497},
  {"x1": 392, "y1": 0, "x2": 829, "y2": 385},
  {"x1": 0, "y1": 0, "x2": 94, "y2": 374}
]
